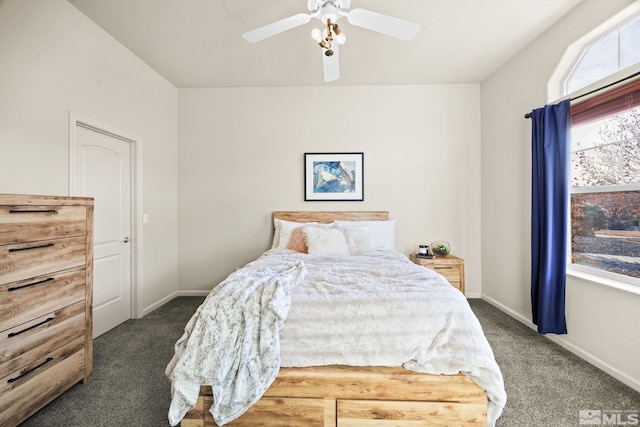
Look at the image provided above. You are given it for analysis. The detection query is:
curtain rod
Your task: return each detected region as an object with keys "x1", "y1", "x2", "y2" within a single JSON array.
[{"x1": 523, "y1": 70, "x2": 640, "y2": 119}]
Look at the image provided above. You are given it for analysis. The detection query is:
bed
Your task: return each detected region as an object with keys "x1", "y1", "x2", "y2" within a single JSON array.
[{"x1": 167, "y1": 211, "x2": 506, "y2": 427}]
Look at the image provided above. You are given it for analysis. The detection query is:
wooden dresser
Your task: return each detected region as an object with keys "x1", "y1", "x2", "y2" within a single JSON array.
[
  {"x1": 409, "y1": 253, "x2": 465, "y2": 295},
  {"x1": 0, "y1": 194, "x2": 93, "y2": 427}
]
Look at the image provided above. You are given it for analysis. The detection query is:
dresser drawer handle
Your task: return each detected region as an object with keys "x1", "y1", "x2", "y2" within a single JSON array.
[
  {"x1": 9, "y1": 209, "x2": 58, "y2": 215},
  {"x1": 8, "y1": 277, "x2": 55, "y2": 292},
  {"x1": 7, "y1": 358, "x2": 54, "y2": 384},
  {"x1": 8, "y1": 243, "x2": 55, "y2": 252},
  {"x1": 8, "y1": 317, "x2": 55, "y2": 338},
  {"x1": 434, "y1": 266, "x2": 453, "y2": 270}
]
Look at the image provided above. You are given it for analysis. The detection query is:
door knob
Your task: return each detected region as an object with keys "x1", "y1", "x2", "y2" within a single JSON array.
[{"x1": 122, "y1": 237, "x2": 130, "y2": 243}]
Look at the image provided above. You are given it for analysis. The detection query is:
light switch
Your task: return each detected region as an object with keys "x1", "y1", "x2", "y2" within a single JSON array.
[{"x1": 143, "y1": 213, "x2": 149, "y2": 224}]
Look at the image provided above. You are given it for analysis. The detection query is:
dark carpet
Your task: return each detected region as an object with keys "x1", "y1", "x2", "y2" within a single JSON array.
[{"x1": 18, "y1": 297, "x2": 640, "y2": 426}]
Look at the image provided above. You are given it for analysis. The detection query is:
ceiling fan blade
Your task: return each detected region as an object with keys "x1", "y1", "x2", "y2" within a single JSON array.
[
  {"x1": 242, "y1": 13, "x2": 312, "y2": 43},
  {"x1": 323, "y1": 43, "x2": 340, "y2": 82},
  {"x1": 346, "y1": 8, "x2": 420, "y2": 41}
]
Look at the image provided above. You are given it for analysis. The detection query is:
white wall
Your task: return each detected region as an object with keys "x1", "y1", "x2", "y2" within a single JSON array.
[
  {"x1": 178, "y1": 85, "x2": 482, "y2": 295},
  {"x1": 481, "y1": 0, "x2": 640, "y2": 391},
  {"x1": 0, "y1": 0, "x2": 179, "y2": 317}
]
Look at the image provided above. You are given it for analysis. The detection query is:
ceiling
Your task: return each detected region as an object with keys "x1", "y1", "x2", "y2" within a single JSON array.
[{"x1": 67, "y1": 0, "x2": 584, "y2": 88}]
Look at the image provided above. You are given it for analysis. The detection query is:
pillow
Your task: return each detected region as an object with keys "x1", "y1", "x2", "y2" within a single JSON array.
[
  {"x1": 287, "y1": 227, "x2": 308, "y2": 253},
  {"x1": 271, "y1": 218, "x2": 281, "y2": 248},
  {"x1": 275, "y1": 219, "x2": 316, "y2": 249},
  {"x1": 334, "y1": 220, "x2": 396, "y2": 251},
  {"x1": 341, "y1": 226, "x2": 374, "y2": 253},
  {"x1": 303, "y1": 226, "x2": 349, "y2": 255}
]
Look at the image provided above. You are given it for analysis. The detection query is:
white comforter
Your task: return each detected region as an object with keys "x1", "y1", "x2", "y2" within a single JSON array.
[{"x1": 167, "y1": 249, "x2": 507, "y2": 426}]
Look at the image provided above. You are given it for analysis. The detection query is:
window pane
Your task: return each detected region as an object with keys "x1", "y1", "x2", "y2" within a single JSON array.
[
  {"x1": 620, "y1": 18, "x2": 640, "y2": 68},
  {"x1": 623, "y1": 137, "x2": 640, "y2": 184},
  {"x1": 571, "y1": 109, "x2": 640, "y2": 187},
  {"x1": 568, "y1": 33, "x2": 619, "y2": 93},
  {"x1": 571, "y1": 191, "x2": 640, "y2": 280},
  {"x1": 571, "y1": 117, "x2": 623, "y2": 187},
  {"x1": 571, "y1": 145, "x2": 623, "y2": 186},
  {"x1": 620, "y1": 110, "x2": 640, "y2": 184}
]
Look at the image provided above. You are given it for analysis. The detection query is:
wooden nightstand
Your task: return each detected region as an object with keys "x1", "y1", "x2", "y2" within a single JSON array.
[{"x1": 409, "y1": 253, "x2": 465, "y2": 294}]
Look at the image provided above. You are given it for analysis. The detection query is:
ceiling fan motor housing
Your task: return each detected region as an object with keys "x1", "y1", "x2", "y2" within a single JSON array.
[{"x1": 308, "y1": 0, "x2": 351, "y2": 18}]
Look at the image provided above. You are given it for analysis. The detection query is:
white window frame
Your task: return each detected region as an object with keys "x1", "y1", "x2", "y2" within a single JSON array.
[{"x1": 548, "y1": 2, "x2": 640, "y2": 294}]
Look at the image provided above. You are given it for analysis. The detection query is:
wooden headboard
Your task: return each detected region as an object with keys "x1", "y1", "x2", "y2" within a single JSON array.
[{"x1": 273, "y1": 211, "x2": 389, "y2": 223}]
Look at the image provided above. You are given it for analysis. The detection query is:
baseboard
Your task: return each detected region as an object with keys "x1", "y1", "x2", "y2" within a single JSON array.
[
  {"x1": 140, "y1": 291, "x2": 179, "y2": 317},
  {"x1": 481, "y1": 294, "x2": 640, "y2": 393},
  {"x1": 176, "y1": 290, "x2": 211, "y2": 297}
]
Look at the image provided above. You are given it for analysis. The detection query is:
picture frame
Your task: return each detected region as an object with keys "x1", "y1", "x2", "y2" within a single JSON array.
[{"x1": 304, "y1": 152, "x2": 364, "y2": 201}]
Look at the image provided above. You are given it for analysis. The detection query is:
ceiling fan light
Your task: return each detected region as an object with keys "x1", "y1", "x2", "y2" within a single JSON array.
[
  {"x1": 311, "y1": 28, "x2": 322, "y2": 42},
  {"x1": 336, "y1": 33, "x2": 346, "y2": 45}
]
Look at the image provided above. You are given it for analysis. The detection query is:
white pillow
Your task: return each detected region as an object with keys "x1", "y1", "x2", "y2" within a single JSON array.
[
  {"x1": 334, "y1": 220, "x2": 396, "y2": 251},
  {"x1": 271, "y1": 218, "x2": 282, "y2": 249},
  {"x1": 303, "y1": 226, "x2": 349, "y2": 255},
  {"x1": 341, "y1": 226, "x2": 375, "y2": 253},
  {"x1": 274, "y1": 219, "x2": 332, "y2": 249},
  {"x1": 275, "y1": 219, "x2": 308, "y2": 249}
]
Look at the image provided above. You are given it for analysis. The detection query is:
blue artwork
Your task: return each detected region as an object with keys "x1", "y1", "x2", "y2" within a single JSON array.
[{"x1": 313, "y1": 161, "x2": 356, "y2": 193}]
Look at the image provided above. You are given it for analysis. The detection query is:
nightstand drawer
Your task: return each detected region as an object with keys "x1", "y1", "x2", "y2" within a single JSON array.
[{"x1": 431, "y1": 264, "x2": 462, "y2": 283}]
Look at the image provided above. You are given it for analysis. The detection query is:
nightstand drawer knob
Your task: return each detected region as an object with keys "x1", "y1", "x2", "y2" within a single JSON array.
[{"x1": 434, "y1": 266, "x2": 453, "y2": 269}]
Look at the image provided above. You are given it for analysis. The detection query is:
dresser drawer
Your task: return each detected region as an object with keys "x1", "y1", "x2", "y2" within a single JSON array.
[
  {"x1": 0, "y1": 301, "x2": 85, "y2": 379},
  {"x1": 0, "y1": 338, "x2": 85, "y2": 427},
  {"x1": 0, "y1": 236, "x2": 86, "y2": 286},
  {"x1": 0, "y1": 205, "x2": 87, "y2": 246},
  {"x1": 0, "y1": 267, "x2": 85, "y2": 332}
]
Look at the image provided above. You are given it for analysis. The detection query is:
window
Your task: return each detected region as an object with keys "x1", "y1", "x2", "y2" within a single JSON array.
[
  {"x1": 570, "y1": 79, "x2": 640, "y2": 282},
  {"x1": 565, "y1": 14, "x2": 640, "y2": 94}
]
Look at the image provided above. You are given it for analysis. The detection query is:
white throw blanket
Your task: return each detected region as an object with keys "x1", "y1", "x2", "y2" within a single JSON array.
[{"x1": 165, "y1": 261, "x2": 306, "y2": 426}]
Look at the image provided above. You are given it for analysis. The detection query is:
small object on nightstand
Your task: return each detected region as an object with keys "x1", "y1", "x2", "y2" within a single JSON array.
[
  {"x1": 416, "y1": 253, "x2": 434, "y2": 259},
  {"x1": 416, "y1": 244, "x2": 433, "y2": 258},
  {"x1": 430, "y1": 240, "x2": 450, "y2": 257}
]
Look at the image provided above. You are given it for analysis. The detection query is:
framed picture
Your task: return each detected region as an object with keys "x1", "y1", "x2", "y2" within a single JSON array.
[{"x1": 304, "y1": 152, "x2": 364, "y2": 201}]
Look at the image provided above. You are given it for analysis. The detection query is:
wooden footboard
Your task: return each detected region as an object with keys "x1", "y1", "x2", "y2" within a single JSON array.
[{"x1": 180, "y1": 365, "x2": 487, "y2": 427}]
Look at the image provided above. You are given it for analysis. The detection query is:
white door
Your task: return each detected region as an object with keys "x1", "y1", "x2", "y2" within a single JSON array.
[{"x1": 73, "y1": 123, "x2": 132, "y2": 338}]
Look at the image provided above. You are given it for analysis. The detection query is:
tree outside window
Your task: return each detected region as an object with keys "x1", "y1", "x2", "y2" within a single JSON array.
[{"x1": 571, "y1": 98, "x2": 640, "y2": 281}]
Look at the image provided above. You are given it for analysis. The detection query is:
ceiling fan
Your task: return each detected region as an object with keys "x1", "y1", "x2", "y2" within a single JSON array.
[{"x1": 242, "y1": 0, "x2": 420, "y2": 82}]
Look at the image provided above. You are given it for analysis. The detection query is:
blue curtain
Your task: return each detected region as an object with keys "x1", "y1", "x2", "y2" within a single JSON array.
[{"x1": 530, "y1": 99, "x2": 571, "y2": 335}]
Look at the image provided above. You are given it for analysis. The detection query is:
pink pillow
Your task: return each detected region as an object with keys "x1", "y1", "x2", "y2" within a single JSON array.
[{"x1": 287, "y1": 227, "x2": 308, "y2": 253}]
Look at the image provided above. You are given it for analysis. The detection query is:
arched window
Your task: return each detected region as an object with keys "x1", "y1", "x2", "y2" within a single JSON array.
[
  {"x1": 564, "y1": 14, "x2": 640, "y2": 94},
  {"x1": 548, "y1": 3, "x2": 640, "y2": 102}
]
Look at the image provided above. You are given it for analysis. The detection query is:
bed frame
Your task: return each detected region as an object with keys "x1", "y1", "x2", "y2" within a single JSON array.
[{"x1": 179, "y1": 211, "x2": 487, "y2": 427}]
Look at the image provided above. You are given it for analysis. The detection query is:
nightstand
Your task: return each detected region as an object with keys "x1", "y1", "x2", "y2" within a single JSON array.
[{"x1": 409, "y1": 253, "x2": 465, "y2": 294}]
